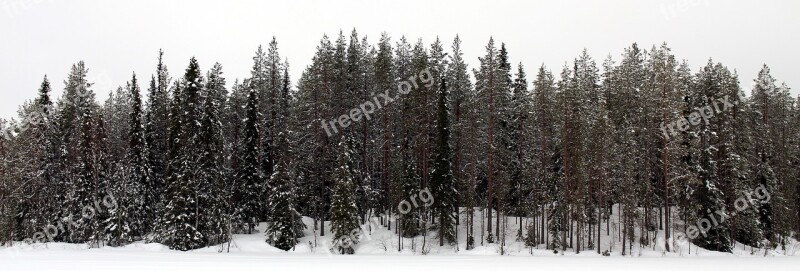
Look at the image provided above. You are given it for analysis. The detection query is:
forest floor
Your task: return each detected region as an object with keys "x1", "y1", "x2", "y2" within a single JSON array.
[{"x1": 2, "y1": 206, "x2": 799, "y2": 270}]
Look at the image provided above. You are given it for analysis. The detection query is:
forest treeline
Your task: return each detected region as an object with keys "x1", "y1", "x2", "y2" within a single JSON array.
[{"x1": 0, "y1": 30, "x2": 798, "y2": 255}]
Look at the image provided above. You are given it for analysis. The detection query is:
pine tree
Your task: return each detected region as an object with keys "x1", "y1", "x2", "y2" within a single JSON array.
[
  {"x1": 367, "y1": 32, "x2": 395, "y2": 232},
  {"x1": 726, "y1": 71, "x2": 763, "y2": 248},
  {"x1": 446, "y1": 35, "x2": 476, "y2": 250},
  {"x1": 689, "y1": 60, "x2": 734, "y2": 252},
  {"x1": 531, "y1": 64, "x2": 559, "y2": 250},
  {"x1": 293, "y1": 34, "x2": 337, "y2": 238},
  {"x1": 649, "y1": 44, "x2": 679, "y2": 252},
  {"x1": 557, "y1": 64, "x2": 574, "y2": 253},
  {"x1": 473, "y1": 37, "x2": 499, "y2": 244},
  {"x1": 608, "y1": 44, "x2": 647, "y2": 255},
  {"x1": 409, "y1": 38, "x2": 433, "y2": 249},
  {"x1": 748, "y1": 65, "x2": 795, "y2": 247}
]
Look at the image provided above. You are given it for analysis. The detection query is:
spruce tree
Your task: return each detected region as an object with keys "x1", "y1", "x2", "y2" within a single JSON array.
[
  {"x1": 159, "y1": 58, "x2": 205, "y2": 251},
  {"x1": 430, "y1": 76, "x2": 457, "y2": 246},
  {"x1": 144, "y1": 50, "x2": 171, "y2": 229},
  {"x1": 103, "y1": 87, "x2": 131, "y2": 165},
  {"x1": 199, "y1": 63, "x2": 229, "y2": 245},
  {"x1": 30, "y1": 77, "x2": 58, "y2": 239},
  {"x1": 105, "y1": 73, "x2": 148, "y2": 246},
  {"x1": 60, "y1": 62, "x2": 107, "y2": 245},
  {"x1": 509, "y1": 62, "x2": 530, "y2": 241},
  {"x1": 493, "y1": 45, "x2": 515, "y2": 246},
  {"x1": 330, "y1": 137, "x2": 360, "y2": 254},
  {"x1": 266, "y1": 132, "x2": 304, "y2": 251},
  {"x1": 252, "y1": 39, "x2": 287, "y2": 218},
  {"x1": 399, "y1": 146, "x2": 421, "y2": 239},
  {"x1": 236, "y1": 82, "x2": 262, "y2": 234}
]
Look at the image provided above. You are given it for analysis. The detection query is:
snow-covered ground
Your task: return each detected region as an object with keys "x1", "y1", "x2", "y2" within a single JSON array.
[
  {"x1": 3, "y1": 250, "x2": 800, "y2": 271},
  {"x1": 3, "y1": 208, "x2": 799, "y2": 270}
]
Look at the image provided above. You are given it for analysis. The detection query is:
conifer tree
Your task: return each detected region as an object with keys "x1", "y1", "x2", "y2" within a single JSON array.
[
  {"x1": 509, "y1": 62, "x2": 530, "y2": 241},
  {"x1": 431, "y1": 77, "x2": 457, "y2": 246},
  {"x1": 261, "y1": 38, "x2": 284, "y2": 204},
  {"x1": 159, "y1": 58, "x2": 205, "y2": 251},
  {"x1": 29, "y1": 77, "x2": 58, "y2": 238},
  {"x1": 689, "y1": 61, "x2": 734, "y2": 252},
  {"x1": 330, "y1": 137, "x2": 360, "y2": 254},
  {"x1": 236, "y1": 81, "x2": 262, "y2": 234},
  {"x1": 199, "y1": 63, "x2": 229, "y2": 245},
  {"x1": 145, "y1": 50, "x2": 171, "y2": 225},
  {"x1": 266, "y1": 132, "x2": 304, "y2": 251},
  {"x1": 398, "y1": 146, "x2": 421, "y2": 239},
  {"x1": 446, "y1": 35, "x2": 476, "y2": 250},
  {"x1": 726, "y1": 71, "x2": 763, "y2": 248},
  {"x1": 103, "y1": 87, "x2": 131, "y2": 165},
  {"x1": 748, "y1": 65, "x2": 789, "y2": 247},
  {"x1": 105, "y1": 73, "x2": 148, "y2": 246},
  {"x1": 473, "y1": 38, "x2": 498, "y2": 244},
  {"x1": 369, "y1": 33, "x2": 395, "y2": 229},
  {"x1": 2, "y1": 33, "x2": 799, "y2": 256},
  {"x1": 530, "y1": 64, "x2": 559, "y2": 250},
  {"x1": 59, "y1": 62, "x2": 108, "y2": 245}
]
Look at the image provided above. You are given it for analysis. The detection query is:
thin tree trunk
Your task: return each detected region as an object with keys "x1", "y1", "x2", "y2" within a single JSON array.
[{"x1": 486, "y1": 49, "x2": 495, "y2": 243}]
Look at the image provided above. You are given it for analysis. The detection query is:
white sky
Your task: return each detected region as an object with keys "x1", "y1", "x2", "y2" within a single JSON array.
[{"x1": 1, "y1": 0, "x2": 798, "y2": 120}]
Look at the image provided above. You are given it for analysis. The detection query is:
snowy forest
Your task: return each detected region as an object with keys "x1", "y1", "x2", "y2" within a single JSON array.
[{"x1": 1, "y1": 30, "x2": 799, "y2": 256}]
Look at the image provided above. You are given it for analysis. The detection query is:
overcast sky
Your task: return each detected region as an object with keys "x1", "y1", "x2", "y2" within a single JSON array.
[{"x1": 1, "y1": 0, "x2": 798, "y2": 120}]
